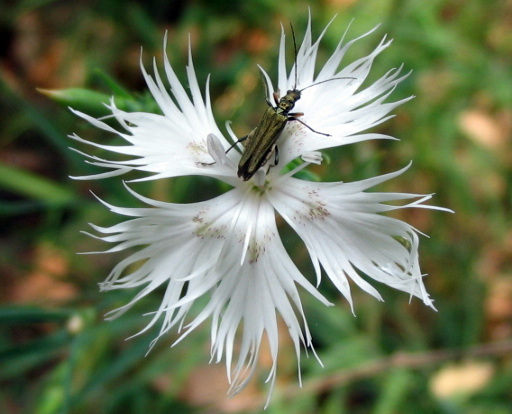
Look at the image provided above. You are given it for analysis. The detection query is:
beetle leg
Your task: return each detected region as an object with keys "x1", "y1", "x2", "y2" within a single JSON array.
[
  {"x1": 260, "y1": 75, "x2": 274, "y2": 107},
  {"x1": 273, "y1": 145, "x2": 279, "y2": 166},
  {"x1": 291, "y1": 117, "x2": 331, "y2": 137},
  {"x1": 201, "y1": 134, "x2": 249, "y2": 167},
  {"x1": 225, "y1": 134, "x2": 248, "y2": 154},
  {"x1": 260, "y1": 145, "x2": 279, "y2": 176},
  {"x1": 273, "y1": 90, "x2": 280, "y2": 105}
]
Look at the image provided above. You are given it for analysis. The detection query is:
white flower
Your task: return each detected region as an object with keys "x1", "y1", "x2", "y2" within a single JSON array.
[{"x1": 71, "y1": 16, "x2": 450, "y2": 404}]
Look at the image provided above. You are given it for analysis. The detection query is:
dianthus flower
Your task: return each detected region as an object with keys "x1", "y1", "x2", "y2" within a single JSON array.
[{"x1": 71, "y1": 17, "x2": 449, "y2": 404}]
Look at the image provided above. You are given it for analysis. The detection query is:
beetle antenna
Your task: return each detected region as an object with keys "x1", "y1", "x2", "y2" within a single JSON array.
[
  {"x1": 299, "y1": 77, "x2": 356, "y2": 93},
  {"x1": 290, "y1": 23, "x2": 299, "y2": 89}
]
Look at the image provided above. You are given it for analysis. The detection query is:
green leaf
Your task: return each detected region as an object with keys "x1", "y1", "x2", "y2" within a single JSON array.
[
  {"x1": 0, "y1": 307, "x2": 73, "y2": 324},
  {"x1": 0, "y1": 163, "x2": 76, "y2": 207},
  {"x1": 0, "y1": 330, "x2": 71, "y2": 380},
  {"x1": 40, "y1": 87, "x2": 160, "y2": 116},
  {"x1": 374, "y1": 369, "x2": 415, "y2": 414},
  {"x1": 92, "y1": 69, "x2": 133, "y2": 99},
  {"x1": 39, "y1": 88, "x2": 115, "y2": 117}
]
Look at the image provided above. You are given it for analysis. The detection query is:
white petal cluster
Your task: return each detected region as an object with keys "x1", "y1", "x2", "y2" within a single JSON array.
[{"x1": 71, "y1": 15, "x2": 449, "y2": 403}]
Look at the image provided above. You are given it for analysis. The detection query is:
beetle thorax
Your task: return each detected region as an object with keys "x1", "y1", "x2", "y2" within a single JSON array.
[{"x1": 278, "y1": 89, "x2": 301, "y2": 113}]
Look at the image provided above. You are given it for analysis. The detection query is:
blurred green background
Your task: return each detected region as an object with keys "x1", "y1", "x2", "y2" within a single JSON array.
[{"x1": 1, "y1": 0, "x2": 511, "y2": 413}]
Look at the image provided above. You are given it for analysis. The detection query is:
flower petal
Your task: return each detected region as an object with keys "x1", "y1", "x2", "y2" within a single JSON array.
[
  {"x1": 269, "y1": 168, "x2": 445, "y2": 311},
  {"x1": 89, "y1": 185, "x2": 331, "y2": 400},
  {"x1": 266, "y1": 15, "x2": 412, "y2": 166},
  {"x1": 70, "y1": 37, "x2": 238, "y2": 182}
]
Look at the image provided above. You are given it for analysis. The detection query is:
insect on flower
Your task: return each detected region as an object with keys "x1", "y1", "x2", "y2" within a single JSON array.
[
  {"x1": 236, "y1": 26, "x2": 354, "y2": 181},
  {"x1": 68, "y1": 14, "x2": 452, "y2": 406}
]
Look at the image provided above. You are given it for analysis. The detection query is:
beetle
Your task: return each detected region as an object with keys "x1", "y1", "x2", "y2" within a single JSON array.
[
  {"x1": 236, "y1": 85, "x2": 328, "y2": 181},
  {"x1": 207, "y1": 26, "x2": 353, "y2": 181},
  {"x1": 235, "y1": 26, "x2": 352, "y2": 181}
]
